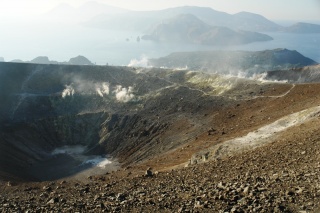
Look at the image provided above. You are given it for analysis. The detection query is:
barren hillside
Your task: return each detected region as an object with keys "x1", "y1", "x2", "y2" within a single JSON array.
[{"x1": 1, "y1": 62, "x2": 320, "y2": 212}]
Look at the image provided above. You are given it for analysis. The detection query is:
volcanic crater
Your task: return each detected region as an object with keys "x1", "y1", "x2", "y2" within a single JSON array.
[{"x1": 1, "y1": 61, "x2": 320, "y2": 212}]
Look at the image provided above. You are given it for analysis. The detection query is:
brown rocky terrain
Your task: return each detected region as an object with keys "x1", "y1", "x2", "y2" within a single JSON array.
[{"x1": 1, "y1": 62, "x2": 320, "y2": 212}]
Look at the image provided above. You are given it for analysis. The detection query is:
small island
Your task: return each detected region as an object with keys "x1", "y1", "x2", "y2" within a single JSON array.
[{"x1": 142, "y1": 14, "x2": 273, "y2": 45}]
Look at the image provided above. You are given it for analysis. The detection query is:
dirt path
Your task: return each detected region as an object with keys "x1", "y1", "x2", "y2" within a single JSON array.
[
  {"x1": 261, "y1": 83, "x2": 296, "y2": 98},
  {"x1": 192, "y1": 105, "x2": 320, "y2": 163}
]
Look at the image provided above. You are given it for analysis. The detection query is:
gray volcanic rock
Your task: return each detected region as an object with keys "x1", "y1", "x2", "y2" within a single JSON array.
[{"x1": 142, "y1": 14, "x2": 273, "y2": 45}]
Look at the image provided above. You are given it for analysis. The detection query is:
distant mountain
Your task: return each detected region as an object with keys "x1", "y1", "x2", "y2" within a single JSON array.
[
  {"x1": 232, "y1": 12, "x2": 282, "y2": 31},
  {"x1": 30, "y1": 56, "x2": 58, "y2": 64},
  {"x1": 68, "y1": 55, "x2": 94, "y2": 65},
  {"x1": 142, "y1": 14, "x2": 210, "y2": 42},
  {"x1": 47, "y1": 4, "x2": 318, "y2": 35},
  {"x1": 284, "y1": 22, "x2": 320, "y2": 33},
  {"x1": 0, "y1": 57, "x2": 4, "y2": 62},
  {"x1": 148, "y1": 49, "x2": 318, "y2": 76},
  {"x1": 142, "y1": 14, "x2": 273, "y2": 45},
  {"x1": 164, "y1": 8, "x2": 282, "y2": 32},
  {"x1": 85, "y1": 6, "x2": 282, "y2": 32},
  {"x1": 8, "y1": 56, "x2": 94, "y2": 66},
  {"x1": 10, "y1": 59, "x2": 24, "y2": 63}
]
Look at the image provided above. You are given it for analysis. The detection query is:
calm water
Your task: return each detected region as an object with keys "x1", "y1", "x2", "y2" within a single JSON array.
[{"x1": 0, "y1": 22, "x2": 319, "y2": 65}]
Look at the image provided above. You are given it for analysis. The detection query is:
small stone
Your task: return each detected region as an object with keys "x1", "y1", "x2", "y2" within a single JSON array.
[
  {"x1": 258, "y1": 187, "x2": 267, "y2": 192},
  {"x1": 116, "y1": 193, "x2": 126, "y2": 202},
  {"x1": 47, "y1": 197, "x2": 59, "y2": 204},
  {"x1": 307, "y1": 201, "x2": 314, "y2": 206},
  {"x1": 217, "y1": 182, "x2": 225, "y2": 190},
  {"x1": 104, "y1": 183, "x2": 111, "y2": 188},
  {"x1": 145, "y1": 168, "x2": 153, "y2": 177},
  {"x1": 194, "y1": 201, "x2": 203, "y2": 208},
  {"x1": 43, "y1": 186, "x2": 52, "y2": 191},
  {"x1": 94, "y1": 195, "x2": 101, "y2": 201},
  {"x1": 286, "y1": 190, "x2": 295, "y2": 196},
  {"x1": 243, "y1": 186, "x2": 250, "y2": 195},
  {"x1": 295, "y1": 187, "x2": 303, "y2": 194},
  {"x1": 231, "y1": 206, "x2": 238, "y2": 212}
]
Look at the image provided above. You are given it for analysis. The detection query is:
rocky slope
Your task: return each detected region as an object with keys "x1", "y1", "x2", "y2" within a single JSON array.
[
  {"x1": 0, "y1": 62, "x2": 238, "y2": 180},
  {"x1": 1, "y1": 61, "x2": 320, "y2": 211}
]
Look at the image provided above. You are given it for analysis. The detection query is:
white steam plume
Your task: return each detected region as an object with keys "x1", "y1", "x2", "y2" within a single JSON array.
[
  {"x1": 95, "y1": 82, "x2": 110, "y2": 97},
  {"x1": 61, "y1": 78, "x2": 135, "y2": 102},
  {"x1": 113, "y1": 85, "x2": 135, "y2": 102},
  {"x1": 128, "y1": 55, "x2": 149, "y2": 67},
  {"x1": 62, "y1": 85, "x2": 75, "y2": 98}
]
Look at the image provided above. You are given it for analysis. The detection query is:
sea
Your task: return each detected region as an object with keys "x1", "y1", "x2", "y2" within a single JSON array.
[{"x1": 0, "y1": 21, "x2": 319, "y2": 66}]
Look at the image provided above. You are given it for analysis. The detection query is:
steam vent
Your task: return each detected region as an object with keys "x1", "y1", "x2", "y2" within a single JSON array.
[
  {"x1": 2, "y1": 0, "x2": 320, "y2": 209},
  {"x1": 1, "y1": 55, "x2": 320, "y2": 211}
]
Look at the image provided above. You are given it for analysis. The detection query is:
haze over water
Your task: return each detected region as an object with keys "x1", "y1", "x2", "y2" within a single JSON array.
[
  {"x1": 1, "y1": 0, "x2": 320, "y2": 66},
  {"x1": 0, "y1": 21, "x2": 319, "y2": 66}
]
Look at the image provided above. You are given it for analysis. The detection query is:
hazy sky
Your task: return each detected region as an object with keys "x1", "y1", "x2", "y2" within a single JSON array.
[{"x1": 1, "y1": 0, "x2": 320, "y2": 21}]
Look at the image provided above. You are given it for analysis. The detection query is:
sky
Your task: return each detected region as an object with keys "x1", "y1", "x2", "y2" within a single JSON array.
[{"x1": 0, "y1": 0, "x2": 320, "y2": 21}]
